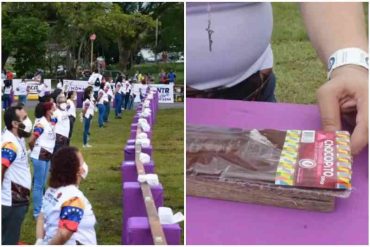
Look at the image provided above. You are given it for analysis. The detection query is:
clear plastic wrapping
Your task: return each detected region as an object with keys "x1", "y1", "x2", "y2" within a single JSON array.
[{"x1": 187, "y1": 125, "x2": 352, "y2": 198}]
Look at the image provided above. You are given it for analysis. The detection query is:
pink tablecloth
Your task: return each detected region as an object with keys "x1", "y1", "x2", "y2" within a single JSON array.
[{"x1": 186, "y1": 98, "x2": 368, "y2": 245}]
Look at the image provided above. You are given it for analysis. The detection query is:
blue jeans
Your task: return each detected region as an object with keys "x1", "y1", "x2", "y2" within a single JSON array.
[
  {"x1": 114, "y1": 93, "x2": 122, "y2": 116},
  {"x1": 31, "y1": 158, "x2": 50, "y2": 218},
  {"x1": 18, "y1": 95, "x2": 27, "y2": 106},
  {"x1": 97, "y1": 104, "x2": 105, "y2": 127},
  {"x1": 2, "y1": 94, "x2": 11, "y2": 110},
  {"x1": 121, "y1": 93, "x2": 126, "y2": 109},
  {"x1": 103, "y1": 102, "x2": 110, "y2": 122},
  {"x1": 128, "y1": 95, "x2": 134, "y2": 110},
  {"x1": 83, "y1": 116, "x2": 92, "y2": 145}
]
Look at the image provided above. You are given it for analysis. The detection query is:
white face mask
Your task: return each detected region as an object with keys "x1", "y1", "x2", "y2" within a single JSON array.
[
  {"x1": 59, "y1": 103, "x2": 67, "y2": 110},
  {"x1": 72, "y1": 96, "x2": 77, "y2": 101},
  {"x1": 81, "y1": 162, "x2": 89, "y2": 179},
  {"x1": 22, "y1": 117, "x2": 33, "y2": 133}
]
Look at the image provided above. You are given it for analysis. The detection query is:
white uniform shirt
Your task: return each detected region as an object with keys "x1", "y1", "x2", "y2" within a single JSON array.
[
  {"x1": 4, "y1": 86, "x2": 12, "y2": 94},
  {"x1": 97, "y1": 89, "x2": 107, "y2": 104},
  {"x1": 83, "y1": 99, "x2": 95, "y2": 118},
  {"x1": 54, "y1": 108, "x2": 70, "y2": 138},
  {"x1": 1, "y1": 130, "x2": 32, "y2": 206},
  {"x1": 88, "y1": 73, "x2": 103, "y2": 92},
  {"x1": 41, "y1": 185, "x2": 97, "y2": 245},
  {"x1": 30, "y1": 116, "x2": 56, "y2": 159},
  {"x1": 38, "y1": 84, "x2": 47, "y2": 97},
  {"x1": 18, "y1": 82, "x2": 28, "y2": 95},
  {"x1": 67, "y1": 99, "x2": 76, "y2": 118}
]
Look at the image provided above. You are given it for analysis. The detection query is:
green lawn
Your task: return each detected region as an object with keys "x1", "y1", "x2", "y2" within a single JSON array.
[
  {"x1": 272, "y1": 2, "x2": 368, "y2": 104},
  {"x1": 20, "y1": 106, "x2": 184, "y2": 244}
]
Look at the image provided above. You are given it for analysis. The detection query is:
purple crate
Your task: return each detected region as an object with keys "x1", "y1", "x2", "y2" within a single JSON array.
[
  {"x1": 122, "y1": 182, "x2": 163, "y2": 244},
  {"x1": 126, "y1": 217, "x2": 181, "y2": 245},
  {"x1": 121, "y1": 160, "x2": 155, "y2": 183},
  {"x1": 124, "y1": 144, "x2": 152, "y2": 161}
]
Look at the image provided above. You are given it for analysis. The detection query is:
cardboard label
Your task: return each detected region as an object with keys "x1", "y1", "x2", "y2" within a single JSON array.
[{"x1": 275, "y1": 130, "x2": 352, "y2": 190}]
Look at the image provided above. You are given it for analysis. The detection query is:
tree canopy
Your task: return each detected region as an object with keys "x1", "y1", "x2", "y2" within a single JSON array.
[{"x1": 1, "y1": 2, "x2": 184, "y2": 77}]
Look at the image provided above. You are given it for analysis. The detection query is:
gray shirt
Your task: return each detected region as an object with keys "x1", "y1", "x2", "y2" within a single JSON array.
[{"x1": 187, "y1": 2, "x2": 273, "y2": 90}]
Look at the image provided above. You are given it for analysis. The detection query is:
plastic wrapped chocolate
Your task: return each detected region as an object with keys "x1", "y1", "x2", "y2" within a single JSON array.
[{"x1": 187, "y1": 125, "x2": 352, "y2": 203}]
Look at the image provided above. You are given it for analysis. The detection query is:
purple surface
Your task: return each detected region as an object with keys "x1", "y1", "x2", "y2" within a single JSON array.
[
  {"x1": 76, "y1": 91, "x2": 84, "y2": 108},
  {"x1": 122, "y1": 182, "x2": 164, "y2": 244},
  {"x1": 124, "y1": 145, "x2": 152, "y2": 161},
  {"x1": 186, "y1": 98, "x2": 368, "y2": 245},
  {"x1": 126, "y1": 217, "x2": 181, "y2": 245},
  {"x1": 133, "y1": 114, "x2": 152, "y2": 126},
  {"x1": 121, "y1": 160, "x2": 155, "y2": 183}
]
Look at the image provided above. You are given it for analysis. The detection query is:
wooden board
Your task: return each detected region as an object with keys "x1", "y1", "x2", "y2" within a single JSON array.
[{"x1": 187, "y1": 176, "x2": 336, "y2": 212}]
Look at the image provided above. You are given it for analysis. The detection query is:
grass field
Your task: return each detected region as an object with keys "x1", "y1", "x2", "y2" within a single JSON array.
[
  {"x1": 19, "y1": 106, "x2": 184, "y2": 244},
  {"x1": 272, "y1": 2, "x2": 368, "y2": 104}
]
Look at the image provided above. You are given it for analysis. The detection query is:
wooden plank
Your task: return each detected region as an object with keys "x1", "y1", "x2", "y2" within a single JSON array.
[
  {"x1": 135, "y1": 126, "x2": 168, "y2": 245},
  {"x1": 187, "y1": 176, "x2": 336, "y2": 212}
]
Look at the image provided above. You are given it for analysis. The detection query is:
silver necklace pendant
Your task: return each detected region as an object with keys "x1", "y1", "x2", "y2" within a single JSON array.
[
  {"x1": 206, "y1": 19, "x2": 214, "y2": 52},
  {"x1": 206, "y1": 3, "x2": 214, "y2": 52}
]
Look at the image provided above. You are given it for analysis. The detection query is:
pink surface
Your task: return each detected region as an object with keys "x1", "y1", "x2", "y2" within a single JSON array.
[{"x1": 186, "y1": 98, "x2": 368, "y2": 245}]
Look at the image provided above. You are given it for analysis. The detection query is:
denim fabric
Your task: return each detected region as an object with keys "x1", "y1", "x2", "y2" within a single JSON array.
[
  {"x1": 114, "y1": 93, "x2": 122, "y2": 116},
  {"x1": 2, "y1": 205, "x2": 28, "y2": 245},
  {"x1": 97, "y1": 104, "x2": 105, "y2": 127},
  {"x1": 31, "y1": 158, "x2": 50, "y2": 218}
]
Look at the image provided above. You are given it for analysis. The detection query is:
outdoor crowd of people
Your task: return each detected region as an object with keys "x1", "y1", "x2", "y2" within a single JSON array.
[{"x1": 1, "y1": 68, "x2": 155, "y2": 245}]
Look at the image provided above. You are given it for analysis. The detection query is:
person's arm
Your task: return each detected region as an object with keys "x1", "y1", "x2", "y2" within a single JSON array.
[
  {"x1": 48, "y1": 228, "x2": 74, "y2": 245},
  {"x1": 1, "y1": 142, "x2": 17, "y2": 183},
  {"x1": 29, "y1": 124, "x2": 44, "y2": 150},
  {"x1": 36, "y1": 213, "x2": 45, "y2": 240},
  {"x1": 300, "y1": 3, "x2": 368, "y2": 155}
]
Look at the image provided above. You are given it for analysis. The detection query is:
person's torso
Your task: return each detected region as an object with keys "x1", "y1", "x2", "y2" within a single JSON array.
[
  {"x1": 67, "y1": 99, "x2": 76, "y2": 118},
  {"x1": 2, "y1": 130, "x2": 32, "y2": 206},
  {"x1": 89, "y1": 74, "x2": 102, "y2": 92},
  {"x1": 30, "y1": 117, "x2": 56, "y2": 159},
  {"x1": 42, "y1": 185, "x2": 97, "y2": 245},
  {"x1": 54, "y1": 109, "x2": 70, "y2": 137},
  {"x1": 187, "y1": 2, "x2": 273, "y2": 90},
  {"x1": 4, "y1": 86, "x2": 12, "y2": 94},
  {"x1": 38, "y1": 84, "x2": 46, "y2": 96},
  {"x1": 83, "y1": 99, "x2": 94, "y2": 118},
  {"x1": 18, "y1": 82, "x2": 28, "y2": 95},
  {"x1": 97, "y1": 90, "x2": 107, "y2": 104}
]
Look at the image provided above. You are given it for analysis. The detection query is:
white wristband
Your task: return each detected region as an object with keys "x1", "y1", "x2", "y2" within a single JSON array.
[{"x1": 327, "y1": 48, "x2": 368, "y2": 79}]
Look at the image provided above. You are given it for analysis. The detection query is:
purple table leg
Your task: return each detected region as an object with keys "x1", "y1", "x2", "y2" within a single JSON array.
[
  {"x1": 124, "y1": 145, "x2": 152, "y2": 161},
  {"x1": 122, "y1": 182, "x2": 164, "y2": 244},
  {"x1": 121, "y1": 160, "x2": 155, "y2": 182},
  {"x1": 126, "y1": 217, "x2": 181, "y2": 245}
]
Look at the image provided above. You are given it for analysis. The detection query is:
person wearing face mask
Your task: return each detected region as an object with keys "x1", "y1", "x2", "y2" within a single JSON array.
[
  {"x1": 67, "y1": 91, "x2": 77, "y2": 142},
  {"x1": 28, "y1": 102, "x2": 57, "y2": 218},
  {"x1": 96, "y1": 83, "x2": 107, "y2": 128},
  {"x1": 53, "y1": 94, "x2": 71, "y2": 153},
  {"x1": 1, "y1": 105, "x2": 33, "y2": 245},
  {"x1": 35, "y1": 146, "x2": 97, "y2": 245},
  {"x1": 82, "y1": 87, "x2": 95, "y2": 148},
  {"x1": 103, "y1": 82, "x2": 112, "y2": 123}
]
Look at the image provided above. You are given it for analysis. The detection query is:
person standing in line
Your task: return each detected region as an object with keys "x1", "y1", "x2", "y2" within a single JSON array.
[
  {"x1": 114, "y1": 80, "x2": 123, "y2": 119},
  {"x1": 35, "y1": 147, "x2": 97, "y2": 245},
  {"x1": 82, "y1": 87, "x2": 95, "y2": 148},
  {"x1": 28, "y1": 102, "x2": 57, "y2": 219},
  {"x1": 37, "y1": 79, "x2": 49, "y2": 102},
  {"x1": 2, "y1": 105, "x2": 33, "y2": 245},
  {"x1": 53, "y1": 94, "x2": 70, "y2": 153},
  {"x1": 87, "y1": 69, "x2": 103, "y2": 100},
  {"x1": 66, "y1": 91, "x2": 77, "y2": 142},
  {"x1": 96, "y1": 84, "x2": 106, "y2": 128},
  {"x1": 2, "y1": 80, "x2": 13, "y2": 110},
  {"x1": 168, "y1": 69, "x2": 176, "y2": 85},
  {"x1": 16, "y1": 78, "x2": 29, "y2": 106},
  {"x1": 103, "y1": 80, "x2": 113, "y2": 123},
  {"x1": 124, "y1": 78, "x2": 132, "y2": 110}
]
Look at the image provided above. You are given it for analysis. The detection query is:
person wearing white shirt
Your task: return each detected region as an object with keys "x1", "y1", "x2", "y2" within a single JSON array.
[
  {"x1": 96, "y1": 84, "x2": 107, "y2": 128},
  {"x1": 123, "y1": 79, "x2": 132, "y2": 110},
  {"x1": 2, "y1": 105, "x2": 33, "y2": 245},
  {"x1": 120, "y1": 79, "x2": 127, "y2": 110},
  {"x1": 103, "y1": 81, "x2": 113, "y2": 123},
  {"x1": 87, "y1": 69, "x2": 103, "y2": 100},
  {"x1": 66, "y1": 91, "x2": 77, "y2": 142},
  {"x1": 82, "y1": 87, "x2": 95, "y2": 148},
  {"x1": 36, "y1": 147, "x2": 97, "y2": 245},
  {"x1": 37, "y1": 80, "x2": 48, "y2": 102},
  {"x1": 54, "y1": 94, "x2": 70, "y2": 153},
  {"x1": 16, "y1": 79, "x2": 29, "y2": 106},
  {"x1": 2, "y1": 80, "x2": 12, "y2": 110},
  {"x1": 28, "y1": 102, "x2": 57, "y2": 218},
  {"x1": 114, "y1": 81, "x2": 123, "y2": 119}
]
